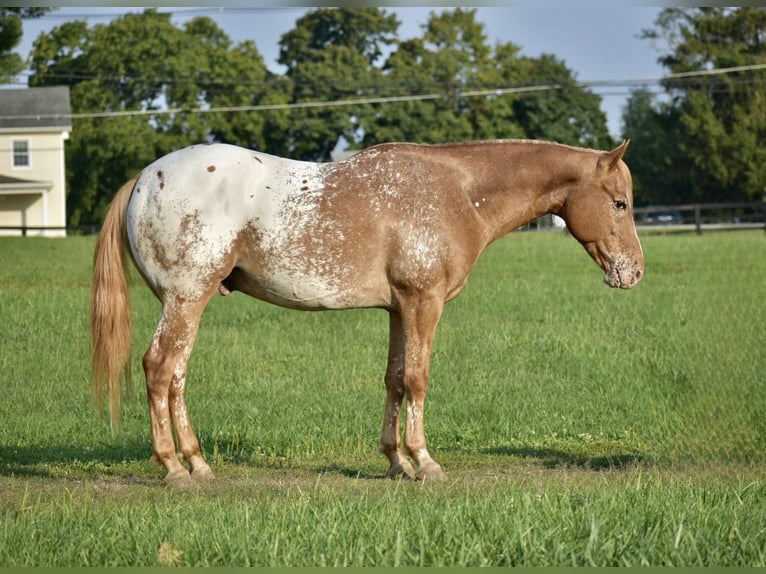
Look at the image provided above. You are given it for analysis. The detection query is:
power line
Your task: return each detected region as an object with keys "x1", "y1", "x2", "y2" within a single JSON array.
[
  {"x1": 30, "y1": 7, "x2": 306, "y2": 20},
  {"x1": 11, "y1": 59, "x2": 766, "y2": 87},
  {"x1": 2, "y1": 64, "x2": 765, "y2": 123}
]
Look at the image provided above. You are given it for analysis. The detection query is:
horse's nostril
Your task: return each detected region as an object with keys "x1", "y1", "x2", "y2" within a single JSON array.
[{"x1": 635, "y1": 269, "x2": 642, "y2": 280}]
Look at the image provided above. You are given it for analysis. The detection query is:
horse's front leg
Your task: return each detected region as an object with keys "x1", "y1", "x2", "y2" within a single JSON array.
[
  {"x1": 402, "y1": 297, "x2": 447, "y2": 481},
  {"x1": 380, "y1": 293, "x2": 447, "y2": 481},
  {"x1": 379, "y1": 312, "x2": 416, "y2": 479}
]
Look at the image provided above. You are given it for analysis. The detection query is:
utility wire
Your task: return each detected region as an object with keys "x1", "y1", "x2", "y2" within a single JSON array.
[
  {"x1": 10, "y1": 60, "x2": 766, "y2": 86},
  {"x1": 28, "y1": 7, "x2": 306, "y2": 20},
  {"x1": 2, "y1": 63, "x2": 766, "y2": 123}
]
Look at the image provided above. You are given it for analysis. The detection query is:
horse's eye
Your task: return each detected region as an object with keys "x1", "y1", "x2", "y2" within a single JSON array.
[{"x1": 613, "y1": 200, "x2": 627, "y2": 211}]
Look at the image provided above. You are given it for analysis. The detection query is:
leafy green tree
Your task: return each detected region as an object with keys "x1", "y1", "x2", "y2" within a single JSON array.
[
  {"x1": 274, "y1": 7, "x2": 399, "y2": 160},
  {"x1": 510, "y1": 53, "x2": 613, "y2": 149},
  {"x1": 203, "y1": 39, "x2": 290, "y2": 153},
  {"x1": 358, "y1": 9, "x2": 486, "y2": 145},
  {"x1": 465, "y1": 41, "x2": 528, "y2": 141},
  {"x1": 30, "y1": 18, "x2": 155, "y2": 226},
  {"x1": 641, "y1": 7, "x2": 766, "y2": 202},
  {"x1": 359, "y1": 8, "x2": 611, "y2": 148},
  {"x1": 0, "y1": 8, "x2": 50, "y2": 82},
  {"x1": 29, "y1": 10, "x2": 279, "y2": 226},
  {"x1": 620, "y1": 88, "x2": 695, "y2": 205}
]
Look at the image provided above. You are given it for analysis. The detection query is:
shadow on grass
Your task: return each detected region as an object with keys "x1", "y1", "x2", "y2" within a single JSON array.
[
  {"x1": 313, "y1": 464, "x2": 384, "y2": 480},
  {"x1": 0, "y1": 439, "x2": 151, "y2": 479},
  {"x1": 483, "y1": 444, "x2": 644, "y2": 470},
  {"x1": 0, "y1": 439, "x2": 645, "y2": 482}
]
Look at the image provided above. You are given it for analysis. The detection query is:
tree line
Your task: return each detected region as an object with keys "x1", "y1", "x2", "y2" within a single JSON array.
[
  {"x1": 623, "y1": 7, "x2": 766, "y2": 207},
  {"x1": 3, "y1": 7, "x2": 765, "y2": 226}
]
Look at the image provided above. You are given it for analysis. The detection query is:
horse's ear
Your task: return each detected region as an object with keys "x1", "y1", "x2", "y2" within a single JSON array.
[{"x1": 599, "y1": 139, "x2": 630, "y2": 171}]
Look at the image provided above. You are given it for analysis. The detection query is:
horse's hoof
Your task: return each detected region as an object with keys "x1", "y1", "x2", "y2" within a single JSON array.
[
  {"x1": 415, "y1": 463, "x2": 447, "y2": 481},
  {"x1": 386, "y1": 462, "x2": 416, "y2": 480}
]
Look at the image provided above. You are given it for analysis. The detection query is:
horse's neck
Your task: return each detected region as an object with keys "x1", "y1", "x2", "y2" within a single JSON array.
[{"x1": 470, "y1": 143, "x2": 583, "y2": 243}]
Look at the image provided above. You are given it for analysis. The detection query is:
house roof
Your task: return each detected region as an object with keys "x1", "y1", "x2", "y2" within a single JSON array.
[
  {"x1": 0, "y1": 173, "x2": 53, "y2": 195},
  {"x1": 0, "y1": 86, "x2": 72, "y2": 131},
  {"x1": 0, "y1": 174, "x2": 48, "y2": 185}
]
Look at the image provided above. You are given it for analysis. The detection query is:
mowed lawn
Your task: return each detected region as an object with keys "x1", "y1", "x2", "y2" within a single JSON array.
[{"x1": 0, "y1": 230, "x2": 764, "y2": 566}]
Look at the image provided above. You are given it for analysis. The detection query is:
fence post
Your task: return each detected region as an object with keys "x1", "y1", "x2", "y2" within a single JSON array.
[{"x1": 694, "y1": 204, "x2": 702, "y2": 235}]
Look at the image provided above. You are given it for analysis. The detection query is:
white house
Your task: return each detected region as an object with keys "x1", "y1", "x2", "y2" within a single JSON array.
[{"x1": 0, "y1": 86, "x2": 71, "y2": 237}]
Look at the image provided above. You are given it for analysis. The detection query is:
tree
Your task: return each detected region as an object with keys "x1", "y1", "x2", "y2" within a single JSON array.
[
  {"x1": 358, "y1": 9, "x2": 488, "y2": 145},
  {"x1": 0, "y1": 8, "x2": 50, "y2": 82},
  {"x1": 29, "y1": 10, "x2": 280, "y2": 226},
  {"x1": 620, "y1": 88, "x2": 695, "y2": 205},
  {"x1": 639, "y1": 7, "x2": 766, "y2": 202},
  {"x1": 358, "y1": 9, "x2": 612, "y2": 148},
  {"x1": 510, "y1": 53, "x2": 613, "y2": 149},
  {"x1": 274, "y1": 7, "x2": 400, "y2": 160}
]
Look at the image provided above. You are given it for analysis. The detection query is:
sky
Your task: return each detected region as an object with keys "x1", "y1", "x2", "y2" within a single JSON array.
[{"x1": 17, "y1": 5, "x2": 668, "y2": 139}]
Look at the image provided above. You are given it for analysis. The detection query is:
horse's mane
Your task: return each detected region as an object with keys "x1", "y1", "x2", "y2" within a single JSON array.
[{"x1": 423, "y1": 139, "x2": 603, "y2": 155}]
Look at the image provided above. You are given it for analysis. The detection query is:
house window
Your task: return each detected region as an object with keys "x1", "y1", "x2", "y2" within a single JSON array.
[{"x1": 12, "y1": 140, "x2": 30, "y2": 168}]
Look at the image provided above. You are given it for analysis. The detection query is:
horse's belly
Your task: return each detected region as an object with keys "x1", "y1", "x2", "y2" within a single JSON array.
[
  {"x1": 234, "y1": 192, "x2": 392, "y2": 309},
  {"x1": 230, "y1": 256, "x2": 388, "y2": 311}
]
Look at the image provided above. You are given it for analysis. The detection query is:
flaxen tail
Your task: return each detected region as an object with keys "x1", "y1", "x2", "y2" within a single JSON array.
[{"x1": 90, "y1": 173, "x2": 140, "y2": 431}]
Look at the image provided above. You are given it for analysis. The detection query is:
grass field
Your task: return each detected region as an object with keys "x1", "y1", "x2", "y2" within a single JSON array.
[{"x1": 0, "y1": 230, "x2": 764, "y2": 566}]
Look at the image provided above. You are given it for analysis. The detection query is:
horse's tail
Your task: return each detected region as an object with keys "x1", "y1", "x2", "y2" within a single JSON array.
[{"x1": 90, "y1": 173, "x2": 140, "y2": 432}]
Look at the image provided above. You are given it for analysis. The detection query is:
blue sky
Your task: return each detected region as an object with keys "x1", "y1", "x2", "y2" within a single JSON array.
[{"x1": 18, "y1": 6, "x2": 667, "y2": 138}]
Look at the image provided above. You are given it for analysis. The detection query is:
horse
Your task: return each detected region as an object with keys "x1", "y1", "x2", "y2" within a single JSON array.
[{"x1": 90, "y1": 139, "x2": 644, "y2": 486}]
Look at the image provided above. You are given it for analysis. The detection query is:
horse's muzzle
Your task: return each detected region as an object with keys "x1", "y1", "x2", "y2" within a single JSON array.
[
  {"x1": 583, "y1": 242, "x2": 644, "y2": 290},
  {"x1": 604, "y1": 257, "x2": 643, "y2": 289}
]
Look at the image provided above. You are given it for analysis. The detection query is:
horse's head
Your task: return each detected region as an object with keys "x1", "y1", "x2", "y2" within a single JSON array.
[{"x1": 559, "y1": 140, "x2": 644, "y2": 289}]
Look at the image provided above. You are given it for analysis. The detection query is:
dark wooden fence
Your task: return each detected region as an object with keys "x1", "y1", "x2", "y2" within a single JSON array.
[
  {"x1": 633, "y1": 202, "x2": 766, "y2": 235},
  {"x1": 0, "y1": 225, "x2": 101, "y2": 236}
]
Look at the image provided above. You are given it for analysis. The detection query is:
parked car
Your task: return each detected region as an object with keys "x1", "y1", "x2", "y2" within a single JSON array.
[{"x1": 641, "y1": 209, "x2": 683, "y2": 225}]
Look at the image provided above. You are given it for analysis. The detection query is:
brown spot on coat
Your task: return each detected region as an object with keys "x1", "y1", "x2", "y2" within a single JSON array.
[
  {"x1": 207, "y1": 165, "x2": 216, "y2": 173},
  {"x1": 253, "y1": 156, "x2": 263, "y2": 164}
]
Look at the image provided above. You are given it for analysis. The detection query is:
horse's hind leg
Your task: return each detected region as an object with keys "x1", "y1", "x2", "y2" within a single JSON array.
[{"x1": 144, "y1": 297, "x2": 212, "y2": 486}]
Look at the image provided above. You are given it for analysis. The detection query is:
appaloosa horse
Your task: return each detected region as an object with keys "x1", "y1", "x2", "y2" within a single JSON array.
[{"x1": 90, "y1": 139, "x2": 644, "y2": 486}]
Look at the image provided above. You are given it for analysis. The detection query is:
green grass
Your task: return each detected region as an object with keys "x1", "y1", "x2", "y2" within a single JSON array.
[{"x1": 0, "y1": 230, "x2": 765, "y2": 566}]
